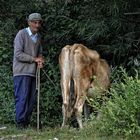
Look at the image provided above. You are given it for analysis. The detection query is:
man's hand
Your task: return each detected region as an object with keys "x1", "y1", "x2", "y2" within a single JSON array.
[{"x1": 34, "y1": 56, "x2": 44, "y2": 68}]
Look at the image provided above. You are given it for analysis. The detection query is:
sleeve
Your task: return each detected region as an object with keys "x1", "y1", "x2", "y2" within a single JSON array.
[{"x1": 14, "y1": 30, "x2": 34, "y2": 63}]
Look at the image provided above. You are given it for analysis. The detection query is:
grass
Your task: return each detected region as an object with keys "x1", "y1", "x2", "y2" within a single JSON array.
[{"x1": 0, "y1": 124, "x2": 139, "y2": 140}]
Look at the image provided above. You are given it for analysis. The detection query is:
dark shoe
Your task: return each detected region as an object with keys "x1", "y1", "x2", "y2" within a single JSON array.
[
  {"x1": 16, "y1": 123, "x2": 26, "y2": 130},
  {"x1": 24, "y1": 122, "x2": 29, "y2": 129}
]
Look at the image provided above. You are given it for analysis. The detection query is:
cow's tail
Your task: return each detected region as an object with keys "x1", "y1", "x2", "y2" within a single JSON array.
[{"x1": 68, "y1": 78, "x2": 76, "y2": 118}]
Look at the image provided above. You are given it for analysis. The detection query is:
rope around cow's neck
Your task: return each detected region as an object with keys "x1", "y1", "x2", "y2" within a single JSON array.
[{"x1": 42, "y1": 69, "x2": 56, "y2": 87}]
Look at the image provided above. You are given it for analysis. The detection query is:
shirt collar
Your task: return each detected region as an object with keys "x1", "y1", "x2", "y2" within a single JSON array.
[{"x1": 27, "y1": 27, "x2": 38, "y2": 37}]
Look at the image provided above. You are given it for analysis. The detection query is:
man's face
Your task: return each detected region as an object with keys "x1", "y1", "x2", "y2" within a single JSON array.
[{"x1": 28, "y1": 20, "x2": 42, "y2": 34}]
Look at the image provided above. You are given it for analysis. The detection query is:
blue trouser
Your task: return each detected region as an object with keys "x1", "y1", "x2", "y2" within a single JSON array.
[{"x1": 13, "y1": 75, "x2": 36, "y2": 125}]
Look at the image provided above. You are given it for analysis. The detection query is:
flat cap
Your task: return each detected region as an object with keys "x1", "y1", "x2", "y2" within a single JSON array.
[{"x1": 28, "y1": 13, "x2": 42, "y2": 21}]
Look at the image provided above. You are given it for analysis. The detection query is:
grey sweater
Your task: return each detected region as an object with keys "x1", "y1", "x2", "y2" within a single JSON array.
[{"x1": 13, "y1": 28, "x2": 42, "y2": 77}]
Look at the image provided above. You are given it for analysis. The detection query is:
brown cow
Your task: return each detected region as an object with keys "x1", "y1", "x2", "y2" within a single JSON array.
[{"x1": 59, "y1": 44, "x2": 110, "y2": 129}]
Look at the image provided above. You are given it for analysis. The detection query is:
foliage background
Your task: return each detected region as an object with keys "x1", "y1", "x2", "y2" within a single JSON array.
[{"x1": 0, "y1": 0, "x2": 140, "y2": 136}]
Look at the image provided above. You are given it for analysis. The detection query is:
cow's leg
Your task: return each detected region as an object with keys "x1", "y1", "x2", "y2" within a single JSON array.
[
  {"x1": 62, "y1": 103, "x2": 68, "y2": 127},
  {"x1": 62, "y1": 78, "x2": 75, "y2": 127},
  {"x1": 59, "y1": 46, "x2": 72, "y2": 128},
  {"x1": 73, "y1": 82, "x2": 85, "y2": 129},
  {"x1": 61, "y1": 79, "x2": 71, "y2": 128},
  {"x1": 75, "y1": 95, "x2": 86, "y2": 129},
  {"x1": 74, "y1": 78, "x2": 89, "y2": 129},
  {"x1": 72, "y1": 50, "x2": 89, "y2": 128}
]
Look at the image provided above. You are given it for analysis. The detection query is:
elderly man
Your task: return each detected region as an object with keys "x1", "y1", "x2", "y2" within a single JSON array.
[{"x1": 13, "y1": 13, "x2": 44, "y2": 129}]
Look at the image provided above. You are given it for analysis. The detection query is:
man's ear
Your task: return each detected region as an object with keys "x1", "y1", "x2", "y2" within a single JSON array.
[{"x1": 28, "y1": 21, "x2": 31, "y2": 26}]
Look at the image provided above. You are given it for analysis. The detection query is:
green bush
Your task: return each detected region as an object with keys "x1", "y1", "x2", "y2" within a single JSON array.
[
  {"x1": 0, "y1": 66, "x2": 15, "y2": 124},
  {"x1": 89, "y1": 68, "x2": 140, "y2": 136}
]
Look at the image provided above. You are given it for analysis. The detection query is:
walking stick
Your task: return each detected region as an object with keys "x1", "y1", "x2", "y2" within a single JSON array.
[{"x1": 36, "y1": 67, "x2": 40, "y2": 132}]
